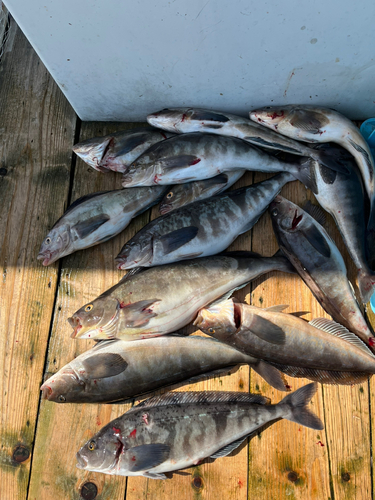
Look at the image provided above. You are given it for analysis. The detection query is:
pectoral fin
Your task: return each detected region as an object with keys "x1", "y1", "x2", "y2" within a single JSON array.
[
  {"x1": 290, "y1": 110, "x2": 326, "y2": 134},
  {"x1": 159, "y1": 155, "x2": 201, "y2": 170},
  {"x1": 82, "y1": 353, "x2": 128, "y2": 379},
  {"x1": 121, "y1": 299, "x2": 161, "y2": 328},
  {"x1": 300, "y1": 224, "x2": 331, "y2": 258},
  {"x1": 125, "y1": 444, "x2": 170, "y2": 472},
  {"x1": 191, "y1": 110, "x2": 230, "y2": 123},
  {"x1": 251, "y1": 360, "x2": 290, "y2": 391},
  {"x1": 156, "y1": 226, "x2": 199, "y2": 254},
  {"x1": 247, "y1": 315, "x2": 286, "y2": 345},
  {"x1": 73, "y1": 214, "x2": 111, "y2": 239}
]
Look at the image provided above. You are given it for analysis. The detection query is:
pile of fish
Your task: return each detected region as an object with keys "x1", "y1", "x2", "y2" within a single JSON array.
[{"x1": 38, "y1": 104, "x2": 375, "y2": 481}]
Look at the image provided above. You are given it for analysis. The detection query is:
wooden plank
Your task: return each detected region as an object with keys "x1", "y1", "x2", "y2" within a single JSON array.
[
  {"x1": 27, "y1": 122, "x2": 152, "y2": 500},
  {"x1": 0, "y1": 19, "x2": 77, "y2": 500},
  {"x1": 126, "y1": 172, "x2": 254, "y2": 499},
  {"x1": 247, "y1": 173, "x2": 372, "y2": 500}
]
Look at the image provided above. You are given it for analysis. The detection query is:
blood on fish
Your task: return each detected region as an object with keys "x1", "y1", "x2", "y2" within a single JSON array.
[
  {"x1": 189, "y1": 158, "x2": 201, "y2": 166},
  {"x1": 120, "y1": 301, "x2": 131, "y2": 309},
  {"x1": 131, "y1": 456, "x2": 136, "y2": 461},
  {"x1": 161, "y1": 132, "x2": 167, "y2": 139},
  {"x1": 369, "y1": 338, "x2": 375, "y2": 347},
  {"x1": 154, "y1": 174, "x2": 162, "y2": 183},
  {"x1": 128, "y1": 429, "x2": 137, "y2": 438},
  {"x1": 113, "y1": 427, "x2": 121, "y2": 434},
  {"x1": 291, "y1": 210, "x2": 303, "y2": 230},
  {"x1": 142, "y1": 413, "x2": 149, "y2": 425}
]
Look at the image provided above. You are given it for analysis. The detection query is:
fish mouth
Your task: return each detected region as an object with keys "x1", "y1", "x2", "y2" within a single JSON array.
[
  {"x1": 40, "y1": 384, "x2": 53, "y2": 400},
  {"x1": 159, "y1": 203, "x2": 172, "y2": 215},
  {"x1": 76, "y1": 452, "x2": 88, "y2": 469},
  {"x1": 68, "y1": 316, "x2": 83, "y2": 338},
  {"x1": 72, "y1": 137, "x2": 112, "y2": 171},
  {"x1": 37, "y1": 251, "x2": 56, "y2": 266}
]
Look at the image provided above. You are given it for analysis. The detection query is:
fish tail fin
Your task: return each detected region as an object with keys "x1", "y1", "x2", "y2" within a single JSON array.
[
  {"x1": 358, "y1": 268, "x2": 375, "y2": 304},
  {"x1": 270, "y1": 249, "x2": 297, "y2": 275},
  {"x1": 287, "y1": 156, "x2": 319, "y2": 194},
  {"x1": 279, "y1": 382, "x2": 324, "y2": 430},
  {"x1": 310, "y1": 145, "x2": 351, "y2": 174}
]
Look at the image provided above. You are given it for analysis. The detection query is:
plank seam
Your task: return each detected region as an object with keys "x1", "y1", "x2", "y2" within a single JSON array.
[
  {"x1": 25, "y1": 116, "x2": 81, "y2": 500},
  {"x1": 368, "y1": 378, "x2": 374, "y2": 500},
  {"x1": 321, "y1": 385, "x2": 336, "y2": 500}
]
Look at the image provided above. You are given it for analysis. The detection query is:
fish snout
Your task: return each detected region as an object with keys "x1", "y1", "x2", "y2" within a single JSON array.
[
  {"x1": 40, "y1": 384, "x2": 53, "y2": 400},
  {"x1": 37, "y1": 251, "x2": 52, "y2": 266},
  {"x1": 76, "y1": 452, "x2": 88, "y2": 469},
  {"x1": 68, "y1": 316, "x2": 82, "y2": 338}
]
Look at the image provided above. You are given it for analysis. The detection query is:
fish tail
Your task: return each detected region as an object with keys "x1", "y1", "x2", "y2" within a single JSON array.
[
  {"x1": 310, "y1": 146, "x2": 351, "y2": 175},
  {"x1": 358, "y1": 268, "x2": 375, "y2": 304},
  {"x1": 279, "y1": 382, "x2": 324, "y2": 430}
]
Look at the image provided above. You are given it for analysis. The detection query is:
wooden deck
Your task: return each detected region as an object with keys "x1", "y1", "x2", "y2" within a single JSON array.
[{"x1": 1, "y1": 17, "x2": 374, "y2": 500}]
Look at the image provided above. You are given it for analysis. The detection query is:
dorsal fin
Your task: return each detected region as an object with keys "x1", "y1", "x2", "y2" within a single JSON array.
[
  {"x1": 290, "y1": 311, "x2": 310, "y2": 318},
  {"x1": 264, "y1": 305, "x2": 289, "y2": 313},
  {"x1": 128, "y1": 391, "x2": 270, "y2": 413},
  {"x1": 309, "y1": 318, "x2": 375, "y2": 358},
  {"x1": 52, "y1": 191, "x2": 111, "y2": 227},
  {"x1": 303, "y1": 200, "x2": 326, "y2": 226}
]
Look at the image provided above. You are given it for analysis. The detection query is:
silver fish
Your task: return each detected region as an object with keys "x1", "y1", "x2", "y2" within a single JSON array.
[
  {"x1": 159, "y1": 170, "x2": 246, "y2": 214},
  {"x1": 38, "y1": 186, "x2": 167, "y2": 266},
  {"x1": 292, "y1": 147, "x2": 375, "y2": 303},
  {"x1": 68, "y1": 252, "x2": 296, "y2": 341},
  {"x1": 76, "y1": 383, "x2": 323, "y2": 479},
  {"x1": 121, "y1": 132, "x2": 348, "y2": 187},
  {"x1": 40, "y1": 335, "x2": 293, "y2": 403},
  {"x1": 147, "y1": 107, "x2": 345, "y2": 170},
  {"x1": 195, "y1": 299, "x2": 375, "y2": 385},
  {"x1": 249, "y1": 104, "x2": 375, "y2": 215},
  {"x1": 116, "y1": 173, "x2": 293, "y2": 269},
  {"x1": 269, "y1": 195, "x2": 375, "y2": 347},
  {"x1": 72, "y1": 127, "x2": 174, "y2": 173}
]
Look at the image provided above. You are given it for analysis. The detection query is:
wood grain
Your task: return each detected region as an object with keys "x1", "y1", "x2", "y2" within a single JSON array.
[
  {"x1": 27, "y1": 122, "x2": 155, "y2": 500},
  {"x1": 0, "y1": 19, "x2": 77, "y2": 500}
]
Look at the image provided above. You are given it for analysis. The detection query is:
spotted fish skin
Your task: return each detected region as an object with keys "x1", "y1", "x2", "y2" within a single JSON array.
[
  {"x1": 121, "y1": 132, "x2": 311, "y2": 187},
  {"x1": 37, "y1": 186, "x2": 168, "y2": 266},
  {"x1": 72, "y1": 127, "x2": 174, "y2": 173},
  {"x1": 196, "y1": 299, "x2": 375, "y2": 381},
  {"x1": 159, "y1": 170, "x2": 246, "y2": 214},
  {"x1": 146, "y1": 107, "x2": 337, "y2": 160},
  {"x1": 68, "y1": 252, "x2": 296, "y2": 341},
  {"x1": 269, "y1": 195, "x2": 375, "y2": 346},
  {"x1": 40, "y1": 336, "x2": 259, "y2": 404},
  {"x1": 116, "y1": 173, "x2": 294, "y2": 269},
  {"x1": 76, "y1": 384, "x2": 323, "y2": 478}
]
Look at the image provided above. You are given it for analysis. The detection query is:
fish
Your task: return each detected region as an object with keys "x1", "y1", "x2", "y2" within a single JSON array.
[
  {"x1": 40, "y1": 335, "x2": 293, "y2": 403},
  {"x1": 121, "y1": 132, "x2": 349, "y2": 187},
  {"x1": 195, "y1": 299, "x2": 375, "y2": 385},
  {"x1": 147, "y1": 107, "x2": 346, "y2": 171},
  {"x1": 159, "y1": 170, "x2": 246, "y2": 214},
  {"x1": 37, "y1": 186, "x2": 168, "y2": 266},
  {"x1": 249, "y1": 104, "x2": 375, "y2": 217},
  {"x1": 68, "y1": 252, "x2": 296, "y2": 341},
  {"x1": 76, "y1": 383, "x2": 323, "y2": 478},
  {"x1": 290, "y1": 147, "x2": 375, "y2": 303},
  {"x1": 72, "y1": 127, "x2": 175, "y2": 173},
  {"x1": 269, "y1": 195, "x2": 375, "y2": 347},
  {"x1": 115, "y1": 173, "x2": 294, "y2": 269}
]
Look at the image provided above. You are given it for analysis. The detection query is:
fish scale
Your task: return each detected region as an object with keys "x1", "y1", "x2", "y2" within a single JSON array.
[
  {"x1": 116, "y1": 173, "x2": 293, "y2": 269},
  {"x1": 76, "y1": 384, "x2": 323, "y2": 478}
]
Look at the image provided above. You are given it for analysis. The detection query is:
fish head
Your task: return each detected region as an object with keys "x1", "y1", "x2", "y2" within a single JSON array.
[
  {"x1": 250, "y1": 105, "x2": 330, "y2": 140},
  {"x1": 159, "y1": 186, "x2": 189, "y2": 214},
  {"x1": 37, "y1": 225, "x2": 72, "y2": 266},
  {"x1": 68, "y1": 296, "x2": 120, "y2": 339},
  {"x1": 40, "y1": 369, "x2": 84, "y2": 403},
  {"x1": 269, "y1": 195, "x2": 304, "y2": 235},
  {"x1": 147, "y1": 108, "x2": 193, "y2": 132},
  {"x1": 121, "y1": 161, "x2": 160, "y2": 187},
  {"x1": 76, "y1": 425, "x2": 122, "y2": 472},
  {"x1": 72, "y1": 136, "x2": 113, "y2": 172},
  {"x1": 115, "y1": 240, "x2": 152, "y2": 270},
  {"x1": 194, "y1": 299, "x2": 239, "y2": 340}
]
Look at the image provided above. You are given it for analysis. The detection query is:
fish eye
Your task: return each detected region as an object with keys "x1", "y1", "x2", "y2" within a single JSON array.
[
  {"x1": 88, "y1": 441, "x2": 96, "y2": 451},
  {"x1": 85, "y1": 304, "x2": 93, "y2": 312},
  {"x1": 58, "y1": 395, "x2": 66, "y2": 402},
  {"x1": 166, "y1": 192, "x2": 174, "y2": 199},
  {"x1": 271, "y1": 209, "x2": 278, "y2": 216},
  {"x1": 45, "y1": 237, "x2": 51, "y2": 245},
  {"x1": 208, "y1": 327, "x2": 215, "y2": 333}
]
